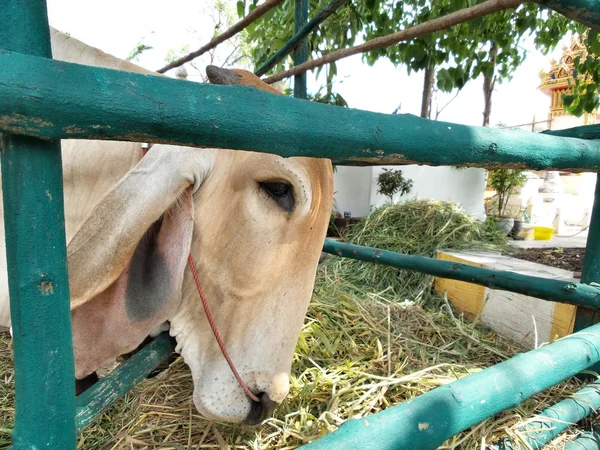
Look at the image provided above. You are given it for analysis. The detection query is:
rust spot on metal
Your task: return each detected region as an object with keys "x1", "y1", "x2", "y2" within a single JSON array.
[
  {"x1": 346, "y1": 154, "x2": 411, "y2": 165},
  {"x1": 64, "y1": 125, "x2": 86, "y2": 134},
  {"x1": 0, "y1": 113, "x2": 52, "y2": 129},
  {"x1": 39, "y1": 280, "x2": 54, "y2": 296},
  {"x1": 0, "y1": 114, "x2": 53, "y2": 137}
]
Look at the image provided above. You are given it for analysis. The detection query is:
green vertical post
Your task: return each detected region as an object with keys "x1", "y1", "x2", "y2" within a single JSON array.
[
  {"x1": 574, "y1": 174, "x2": 600, "y2": 340},
  {"x1": 1, "y1": 1, "x2": 76, "y2": 449},
  {"x1": 581, "y1": 175, "x2": 600, "y2": 284},
  {"x1": 255, "y1": 0, "x2": 347, "y2": 77},
  {"x1": 293, "y1": 0, "x2": 308, "y2": 99}
]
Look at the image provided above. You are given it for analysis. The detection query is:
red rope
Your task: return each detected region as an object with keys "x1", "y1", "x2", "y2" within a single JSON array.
[
  {"x1": 141, "y1": 146, "x2": 258, "y2": 403},
  {"x1": 187, "y1": 254, "x2": 260, "y2": 403}
]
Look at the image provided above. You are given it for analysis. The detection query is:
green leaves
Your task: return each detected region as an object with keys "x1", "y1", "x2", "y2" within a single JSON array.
[
  {"x1": 241, "y1": 0, "x2": 583, "y2": 112},
  {"x1": 376, "y1": 168, "x2": 414, "y2": 201},
  {"x1": 563, "y1": 31, "x2": 600, "y2": 118},
  {"x1": 437, "y1": 65, "x2": 468, "y2": 92}
]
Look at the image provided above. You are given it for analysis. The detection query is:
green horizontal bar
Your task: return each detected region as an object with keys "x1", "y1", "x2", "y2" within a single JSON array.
[
  {"x1": 75, "y1": 332, "x2": 176, "y2": 432},
  {"x1": 538, "y1": 0, "x2": 600, "y2": 32},
  {"x1": 3, "y1": 51, "x2": 600, "y2": 170},
  {"x1": 543, "y1": 124, "x2": 600, "y2": 140},
  {"x1": 565, "y1": 428, "x2": 600, "y2": 450},
  {"x1": 492, "y1": 382, "x2": 600, "y2": 449},
  {"x1": 301, "y1": 321, "x2": 600, "y2": 450},
  {"x1": 254, "y1": 0, "x2": 347, "y2": 77},
  {"x1": 322, "y1": 239, "x2": 600, "y2": 309}
]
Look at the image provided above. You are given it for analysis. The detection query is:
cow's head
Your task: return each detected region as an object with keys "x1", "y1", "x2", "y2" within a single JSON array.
[{"x1": 67, "y1": 66, "x2": 333, "y2": 425}]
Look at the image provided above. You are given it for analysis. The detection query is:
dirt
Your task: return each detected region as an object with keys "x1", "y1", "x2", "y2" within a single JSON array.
[{"x1": 510, "y1": 247, "x2": 584, "y2": 273}]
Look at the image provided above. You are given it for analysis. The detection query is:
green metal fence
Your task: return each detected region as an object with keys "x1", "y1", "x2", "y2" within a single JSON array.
[{"x1": 3, "y1": 0, "x2": 600, "y2": 449}]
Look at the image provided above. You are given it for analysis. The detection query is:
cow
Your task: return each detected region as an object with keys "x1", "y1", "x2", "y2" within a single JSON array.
[{"x1": 0, "y1": 28, "x2": 333, "y2": 426}]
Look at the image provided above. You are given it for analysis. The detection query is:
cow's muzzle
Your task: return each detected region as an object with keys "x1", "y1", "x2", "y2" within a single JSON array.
[{"x1": 244, "y1": 392, "x2": 278, "y2": 426}]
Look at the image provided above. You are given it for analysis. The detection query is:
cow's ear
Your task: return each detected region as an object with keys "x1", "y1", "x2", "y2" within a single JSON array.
[{"x1": 67, "y1": 145, "x2": 210, "y2": 379}]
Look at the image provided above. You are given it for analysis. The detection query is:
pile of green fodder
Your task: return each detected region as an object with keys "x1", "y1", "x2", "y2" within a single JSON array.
[{"x1": 328, "y1": 200, "x2": 511, "y2": 303}]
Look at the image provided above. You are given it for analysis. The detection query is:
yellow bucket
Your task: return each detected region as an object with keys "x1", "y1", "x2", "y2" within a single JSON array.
[{"x1": 534, "y1": 226, "x2": 554, "y2": 240}]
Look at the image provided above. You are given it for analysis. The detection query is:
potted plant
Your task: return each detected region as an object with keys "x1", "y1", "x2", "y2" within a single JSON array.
[
  {"x1": 487, "y1": 169, "x2": 527, "y2": 236},
  {"x1": 377, "y1": 168, "x2": 414, "y2": 203},
  {"x1": 508, "y1": 206, "x2": 528, "y2": 239}
]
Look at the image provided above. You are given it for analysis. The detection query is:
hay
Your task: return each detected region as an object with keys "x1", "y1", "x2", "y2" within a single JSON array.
[
  {"x1": 0, "y1": 201, "x2": 594, "y2": 449},
  {"x1": 0, "y1": 270, "x2": 592, "y2": 449},
  {"x1": 328, "y1": 201, "x2": 512, "y2": 302}
]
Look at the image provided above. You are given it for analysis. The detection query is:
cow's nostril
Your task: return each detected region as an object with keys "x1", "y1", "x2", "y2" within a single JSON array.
[{"x1": 244, "y1": 392, "x2": 278, "y2": 426}]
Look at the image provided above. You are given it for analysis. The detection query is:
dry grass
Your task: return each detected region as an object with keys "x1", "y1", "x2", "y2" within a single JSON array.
[
  {"x1": 0, "y1": 202, "x2": 597, "y2": 449},
  {"x1": 0, "y1": 267, "x2": 595, "y2": 449}
]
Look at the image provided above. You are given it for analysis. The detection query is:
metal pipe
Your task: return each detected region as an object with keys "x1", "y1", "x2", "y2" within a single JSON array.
[
  {"x1": 75, "y1": 333, "x2": 176, "y2": 432},
  {"x1": 565, "y1": 428, "x2": 600, "y2": 450},
  {"x1": 300, "y1": 321, "x2": 600, "y2": 450},
  {"x1": 498, "y1": 382, "x2": 600, "y2": 449},
  {"x1": 572, "y1": 175, "x2": 600, "y2": 375},
  {"x1": 4, "y1": 52, "x2": 600, "y2": 170},
  {"x1": 255, "y1": 0, "x2": 347, "y2": 77},
  {"x1": 322, "y1": 239, "x2": 600, "y2": 309},
  {"x1": 293, "y1": 0, "x2": 309, "y2": 99},
  {"x1": 537, "y1": 0, "x2": 600, "y2": 32},
  {"x1": 0, "y1": 1, "x2": 76, "y2": 449}
]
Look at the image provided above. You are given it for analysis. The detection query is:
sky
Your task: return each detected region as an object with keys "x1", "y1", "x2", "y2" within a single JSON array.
[{"x1": 46, "y1": 0, "x2": 575, "y2": 129}]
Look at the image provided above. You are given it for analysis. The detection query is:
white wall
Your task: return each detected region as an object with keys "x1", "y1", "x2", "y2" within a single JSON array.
[
  {"x1": 370, "y1": 166, "x2": 488, "y2": 220},
  {"x1": 551, "y1": 114, "x2": 584, "y2": 130},
  {"x1": 332, "y1": 166, "x2": 373, "y2": 217}
]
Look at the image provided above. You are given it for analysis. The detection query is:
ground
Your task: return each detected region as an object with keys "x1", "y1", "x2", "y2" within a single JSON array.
[{"x1": 511, "y1": 247, "x2": 584, "y2": 273}]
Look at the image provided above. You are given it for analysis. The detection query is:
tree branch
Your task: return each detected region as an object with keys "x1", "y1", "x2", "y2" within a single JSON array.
[
  {"x1": 263, "y1": 0, "x2": 524, "y2": 84},
  {"x1": 156, "y1": 0, "x2": 283, "y2": 74},
  {"x1": 435, "y1": 89, "x2": 461, "y2": 120},
  {"x1": 221, "y1": 44, "x2": 241, "y2": 67}
]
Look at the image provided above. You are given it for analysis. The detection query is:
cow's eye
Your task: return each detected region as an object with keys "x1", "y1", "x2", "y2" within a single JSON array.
[{"x1": 260, "y1": 181, "x2": 295, "y2": 212}]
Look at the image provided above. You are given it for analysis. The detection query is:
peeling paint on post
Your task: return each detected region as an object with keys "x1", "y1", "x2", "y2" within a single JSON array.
[{"x1": 1, "y1": 1, "x2": 76, "y2": 449}]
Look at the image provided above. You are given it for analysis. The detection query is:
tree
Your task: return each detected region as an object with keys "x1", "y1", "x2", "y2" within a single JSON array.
[
  {"x1": 160, "y1": 0, "x2": 252, "y2": 81},
  {"x1": 242, "y1": 1, "x2": 583, "y2": 120},
  {"x1": 488, "y1": 169, "x2": 527, "y2": 217},
  {"x1": 376, "y1": 168, "x2": 413, "y2": 202},
  {"x1": 563, "y1": 31, "x2": 600, "y2": 117},
  {"x1": 461, "y1": 5, "x2": 585, "y2": 126},
  {"x1": 361, "y1": 0, "x2": 476, "y2": 119}
]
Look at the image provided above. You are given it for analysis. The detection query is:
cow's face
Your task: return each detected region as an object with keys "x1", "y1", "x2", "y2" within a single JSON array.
[
  {"x1": 67, "y1": 67, "x2": 333, "y2": 425},
  {"x1": 171, "y1": 148, "x2": 332, "y2": 423}
]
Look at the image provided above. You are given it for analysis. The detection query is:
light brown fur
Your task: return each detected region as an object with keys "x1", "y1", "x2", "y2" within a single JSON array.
[{"x1": 0, "y1": 28, "x2": 333, "y2": 424}]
